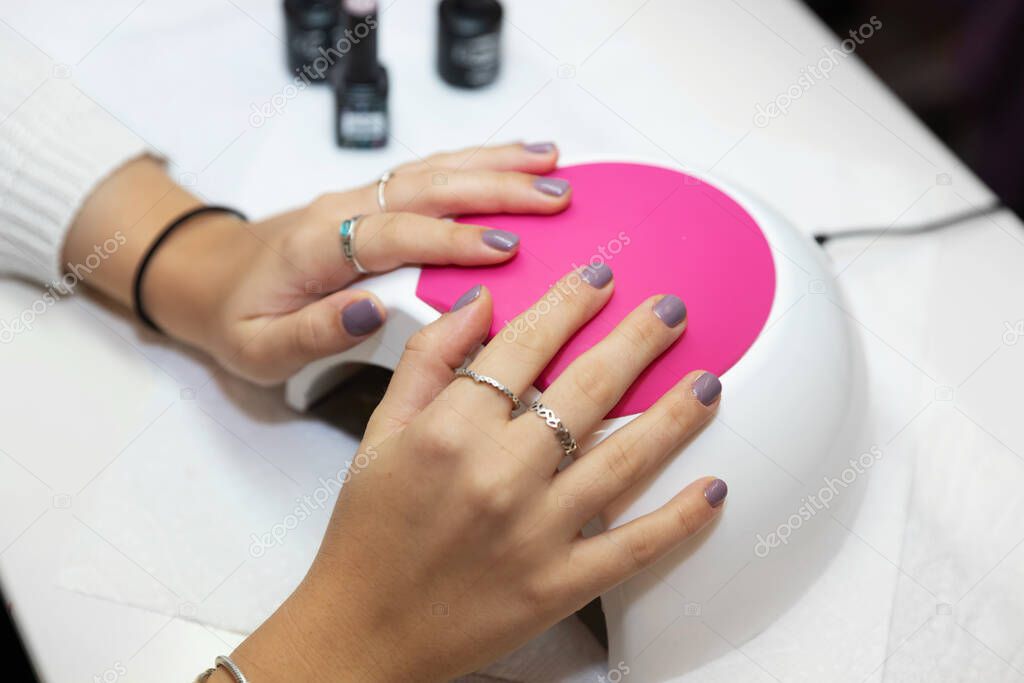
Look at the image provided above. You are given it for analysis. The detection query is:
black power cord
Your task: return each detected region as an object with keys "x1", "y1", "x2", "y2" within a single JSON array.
[{"x1": 813, "y1": 201, "x2": 1006, "y2": 246}]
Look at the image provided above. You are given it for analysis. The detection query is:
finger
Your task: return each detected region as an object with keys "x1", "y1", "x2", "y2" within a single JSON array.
[
  {"x1": 353, "y1": 212, "x2": 523, "y2": 272},
  {"x1": 458, "y1": 266, "x2": 614, "y2": 415},
  {"x1": 302, "y1": 213, "x2": 522, "y2": 290},
  {"x1": 393, "y1": 141, "x2": 560, "y2": 174},
  {"x1": 367, "y1": 285, "x2": 492, "y2": 439},
  {"x1": 561, "y1": 476, "x2": 727, "y2": 599},
  {"x1": 554, "y1": 370, "x2": 722, "y2": 523},
  {"x1": 380, "y1": 169, "x2": 572, "y2": 218},
  {"x1": 521, "y1": 293, "x2": 689, "y2": 459},
  {"x1": 241, "y1": 290, "x2": 387, "y2": 384}
]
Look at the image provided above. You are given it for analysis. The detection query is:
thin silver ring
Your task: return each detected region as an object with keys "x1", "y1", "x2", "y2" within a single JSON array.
[
  {"x1": 215, "y1": 655, "x2": 249, "y2": 683},
  {"x1": 377, "y1": 171, "x2": 393, "y2": 212},
  {"x1": 455, "y1": 367, "x2": 522, "y2": 412},
  {"x1": 339, "y1": 215, "x2": 370, "y2": 274},
  {"x1": 529, "y1": 401, "x2": 579, "y2": 458}
]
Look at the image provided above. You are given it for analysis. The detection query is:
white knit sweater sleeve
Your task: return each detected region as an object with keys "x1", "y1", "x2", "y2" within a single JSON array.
[{"x1": 0, "y1": 33, "x2": 151, "y2": 285}]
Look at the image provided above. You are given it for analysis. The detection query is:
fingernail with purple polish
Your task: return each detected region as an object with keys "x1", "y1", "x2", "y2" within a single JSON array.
[
  {"x1": 653, "y1": 295, "x2": 687, "y2": 327},
  {"x1": 534, "y1": 177, "x2": 570, "y2": 197},
  {"x1": 705, "y1": 478, "x2": 728, "y2": 508},
  {"x1": 693, "y1": 372, "x2": 722, "y2": 406},
  {"x1": 581, "y1": 263, "x2": 613, "y2": 289},
  {"x1": 342, "y1": 299, "x2": 383, "y2": 336},
  {"x1": 524, "y1": 142, "x2": 556, "y2": 153},
  {"x1": 482, "y1": 229, "x2": 520, "y2": 251},
  {"x1": 450, "y1": 284, "x2": 482, "y2": 312}
]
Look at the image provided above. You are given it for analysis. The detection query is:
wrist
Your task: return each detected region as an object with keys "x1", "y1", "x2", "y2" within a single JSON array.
[
  {"x1": 65, "y1": 156, "x2": 252, "y2": 357},
  {"x1": 227, "y1": 576, "x2": 395, "y2": 683},
  {"x1": 140, "y1": 211, "x2": 249, "y2": 352},
  {"x1": 65, "y1": 156, "x2": 200, "y2": 308}
]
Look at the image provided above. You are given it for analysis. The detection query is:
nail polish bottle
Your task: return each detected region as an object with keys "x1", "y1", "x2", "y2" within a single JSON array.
[
  {"x1": 283, "y1": 0, "x2": 341, "y2": 82},
  {"x1": 437, "y1": 0, "x2": 503, "y2": 89},
  {"x1": 333, "y1": 0, "x2": 389, "y2": 148}
]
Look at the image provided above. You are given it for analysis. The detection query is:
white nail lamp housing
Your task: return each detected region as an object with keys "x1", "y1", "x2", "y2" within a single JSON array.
[{"x1": 285, "y1": 159, "x2": 867, "y2": 680}]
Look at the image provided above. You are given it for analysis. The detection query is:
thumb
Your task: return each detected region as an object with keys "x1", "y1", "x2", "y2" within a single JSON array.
[{"x1": 244, "y1": 290, "x2": 387, "y2": 384}]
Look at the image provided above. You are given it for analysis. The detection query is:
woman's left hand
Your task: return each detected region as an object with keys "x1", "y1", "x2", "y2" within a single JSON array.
[
  {"x1": 65, "y1": 142, "x2": 571, "y2": 384},
  {"x1": 220, "y1": 269, "x2": 725, "y2": 682}
]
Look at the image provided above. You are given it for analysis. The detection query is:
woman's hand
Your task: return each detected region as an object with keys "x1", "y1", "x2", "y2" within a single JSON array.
[
  {"x1": 225, "y1": 269, "x2": 727, "y2": 682},
  {"x1": 65, "y1": 142, "x2": 571, "y2": 384}
]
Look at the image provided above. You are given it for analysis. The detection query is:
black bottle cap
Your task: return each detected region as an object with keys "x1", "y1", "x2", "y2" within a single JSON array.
[
  {"x1": 284, "y1": 0, "x2": 338, "y2": 28},
  {"x1": 438, "y1": 0, "x2": 502, "y2": 88},
  {"x1": 341, "y1": 0, "x2": 381, "y2": 83}
]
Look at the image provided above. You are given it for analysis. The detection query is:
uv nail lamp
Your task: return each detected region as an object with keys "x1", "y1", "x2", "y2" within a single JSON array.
[{"x1": 286, "y1": 161, "x2": 866, "y2": 680}]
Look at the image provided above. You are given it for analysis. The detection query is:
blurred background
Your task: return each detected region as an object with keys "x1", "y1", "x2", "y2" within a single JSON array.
[{"x1": 806, "y1": 0, "x2": 1024, "y2": 213}]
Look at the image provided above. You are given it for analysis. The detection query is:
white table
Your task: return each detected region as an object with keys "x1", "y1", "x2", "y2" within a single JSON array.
[{"x1": 2, "y1": 0, "x2": 1023, "y2": 681}]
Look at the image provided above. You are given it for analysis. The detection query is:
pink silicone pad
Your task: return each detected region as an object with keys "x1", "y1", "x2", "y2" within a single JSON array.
[{"x1": 416, "y1": 162, "x2": 776, "y2": 417}]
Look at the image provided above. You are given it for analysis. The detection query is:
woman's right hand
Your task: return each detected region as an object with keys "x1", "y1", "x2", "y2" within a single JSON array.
[{"x1": 220, "y1": 267, "x2": 726, "y2": 682}]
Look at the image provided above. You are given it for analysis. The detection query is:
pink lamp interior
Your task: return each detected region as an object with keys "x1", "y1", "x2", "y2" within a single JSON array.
[{"x1": 416, "y1": 162, "x2": 776, "y2": 417}]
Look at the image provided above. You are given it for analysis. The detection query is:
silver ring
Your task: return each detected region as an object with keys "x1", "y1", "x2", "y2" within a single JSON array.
[
  {"x1": 215, "y1": 655, "x2": 249, "y2": 683},
  {"x1": 339, "y1": 215, "x2": 370, "y2": 274},
  {"x1": 529, "y1": 401, "x2": 579, "y2": 458},
  {"x1": 455, "y1": 367, "x2": 522, "y2": 412},
  {"x1": 377, "y1": 171, "x2": 393, "y2": 212}
]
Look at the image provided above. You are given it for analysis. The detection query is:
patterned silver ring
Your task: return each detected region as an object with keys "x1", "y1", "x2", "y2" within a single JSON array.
[
  {"x1": 455, "y1": 367, "x2": 522, "y2": 413},
  {"x1": 528, "y1": 401, "x2": 579, "y2": 458},
  {"x1": 339, "y1": 215, "x2": 370, "y2": 274},
  {"x1": 377, "y1": 171, "x2": 393, "y2": 212}
]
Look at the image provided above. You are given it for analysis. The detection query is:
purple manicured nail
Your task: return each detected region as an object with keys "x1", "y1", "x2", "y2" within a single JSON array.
[
  {"x1": 534, "y1": 177, "x2": 570, "y2": 197},
  {"x1": 342, "y1": 299, "x2": 383, "y2": 336},
  {"x1": 704, "y1": 478, "x2": 728, "y2": 508},
  {"x1": 580, "y1": 263, "x2": 613, "y2": 289},
  {"x1": 450, "y1": 284, "x2": 482, "y2": 312},
  {"x1": 482, "y1": 229, "x2": 520, "y2": 251},
  {"x1": 653, "y1": 295, "x2": 687, "y2": 327},
  {"x1": 524, "y1": 141, "x2": 556, "y2": 153},
  {"x1": 693, "y1": 372, "x2": 722, "y2": 406}
]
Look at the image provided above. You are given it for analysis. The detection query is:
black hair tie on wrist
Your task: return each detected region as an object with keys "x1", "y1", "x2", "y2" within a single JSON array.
[{"x1": 132, "y1": 205, "x2": 248, "y2": 333}]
